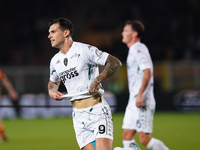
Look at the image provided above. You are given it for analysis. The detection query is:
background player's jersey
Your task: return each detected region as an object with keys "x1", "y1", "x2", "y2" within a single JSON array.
[
  {"x1": 49, "y1": 42, "x2": 109, "y2": 101},
  {"x1": 126, "y1": 42, "x2": 155, "y2": 106}
]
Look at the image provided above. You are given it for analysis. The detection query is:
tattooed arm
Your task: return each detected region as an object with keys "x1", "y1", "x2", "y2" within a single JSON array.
[
  {"x1": 89, "y1": 55, "x2": 122, "y2": 95},
  {"x1": 136, "y1": 68, "x2": 151, "y2": 107},
  {"x1": 48, "y1": 80, "x2": 64, "y2": 100}
]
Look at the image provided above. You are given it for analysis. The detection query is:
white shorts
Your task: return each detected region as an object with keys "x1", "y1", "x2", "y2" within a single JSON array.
[
  {"x1": 122, "y1": 95, "x2": 155, "y2": 133},
  {"x1": 72, "y1": 98, "x2": 113, "y2": 149}
]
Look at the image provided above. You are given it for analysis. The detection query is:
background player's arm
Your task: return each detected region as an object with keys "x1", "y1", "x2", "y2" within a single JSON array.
[
  {"x1": 89, "y1": 54, "x2": 122, "y2": 95},
  {"x1": 48, "y1": 80, "x2": 64, "y2": 100},
  {"x1": 1, "y1": 75, "x2": 18, "y2": 101},
  {"x1": 136, "y1": 68, "x2": 151, "y2": 107}
]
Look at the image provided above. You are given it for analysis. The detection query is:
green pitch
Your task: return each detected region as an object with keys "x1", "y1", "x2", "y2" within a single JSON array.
[{"x1": 0, "y1": 112, "x2": 200, "y2": 150}]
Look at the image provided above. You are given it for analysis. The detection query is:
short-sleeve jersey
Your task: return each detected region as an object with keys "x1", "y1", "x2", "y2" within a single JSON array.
[
  {"x1": 49, "y1": 42, "x2": 109, "y2": 101},
  {"x1": 126, "y1": 42, "x2": 155, "y2": 105}
]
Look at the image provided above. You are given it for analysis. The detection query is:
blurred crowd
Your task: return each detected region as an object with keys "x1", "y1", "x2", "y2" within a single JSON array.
[{"x1": 0, "y1": 0, "x2": 200, "y2": 66}]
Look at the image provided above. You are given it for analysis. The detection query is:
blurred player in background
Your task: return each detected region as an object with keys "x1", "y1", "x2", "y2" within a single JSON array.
[
  {"x1": 47, "y1": 18, "x2": 124, "y2": 150},
  {"x1": 0, "y1": 68, "x2": 19, "y2": 141},
  {"x1": 116, "y1": 20, "x2": 169, "y2": 150}
]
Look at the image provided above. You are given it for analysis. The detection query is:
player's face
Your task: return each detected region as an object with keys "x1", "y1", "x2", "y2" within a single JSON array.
[
  {"x1": 48, "y1": 23, "x2": 65, "y2": 48},
  {"x1": 121, "y1": 24, "x2": 135, "y2": 44}
]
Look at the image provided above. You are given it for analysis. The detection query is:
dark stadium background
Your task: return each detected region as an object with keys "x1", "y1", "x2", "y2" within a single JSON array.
[{"x1": 0, "y1": 0, "x2": 200, "y2": 112}]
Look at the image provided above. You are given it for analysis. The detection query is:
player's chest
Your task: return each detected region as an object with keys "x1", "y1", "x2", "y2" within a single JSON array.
[
  {"x1": 126, "y1": 54, "x2": 138, "y2": 70},
  {"x1": 54, "y1": 53, "x2": 86, "y2": 77}
]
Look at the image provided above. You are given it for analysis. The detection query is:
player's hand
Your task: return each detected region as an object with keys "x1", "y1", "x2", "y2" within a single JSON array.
[
  {"x1": 136, "y1": 93, "x2": 143, "y2": 107},
  {"x1": 48, "y1": 89, "x2": 64, "y2": 101},
  {"x1": 8, "y1": 89, "x2": 19, "y2": 101},
  {"x1": 88, "y1": 79, "x2": 100, "y2": 95}
]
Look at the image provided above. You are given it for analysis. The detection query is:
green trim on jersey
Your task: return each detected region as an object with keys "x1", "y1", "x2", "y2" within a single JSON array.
[
  {"x1": 51, "y1": 70, "x2": 56, "y2": 75},
  {"x1": 82, "y1": 122, "x2": 85, "y2": 129},
  {"x1": 88, "y1": 64, "x2": 94, "y2": 80}
]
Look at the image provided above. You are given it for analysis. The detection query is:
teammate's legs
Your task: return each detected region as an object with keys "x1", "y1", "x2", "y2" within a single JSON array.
[
  {"x1": 138, "y1": 132, "x2": 151, "y2": 146},
  {"x1": 122, "y1": 129, "x2": 136, "y2": 148},
  {"x1": 146, "y1": 137, "x2": 169, "y2": 150},
  {"x1": 114, "y1": 127, "x2": 140, "y2": 150},
  {"x1": 137, "y1": 132, "x2": 169, "y2": 150},
  {"x1": 121, "y1": 96, "x2": 138, "y2": 148}
]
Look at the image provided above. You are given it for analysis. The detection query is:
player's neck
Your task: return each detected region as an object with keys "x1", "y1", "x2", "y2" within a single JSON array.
[
  {"x1": 60, "y1": 37, "x2": 73, "y2": 54},
  {"x1": 127, "y1": 38, "x2": 140, "y2": 48}
]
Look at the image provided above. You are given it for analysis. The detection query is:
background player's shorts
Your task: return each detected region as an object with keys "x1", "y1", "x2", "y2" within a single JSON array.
[
  {"x1": 122, "y1": 95, "x2": 155, "y2": 133},
  {"x1": 72, "y1": 98, "x2": 113, "y2": 149}
]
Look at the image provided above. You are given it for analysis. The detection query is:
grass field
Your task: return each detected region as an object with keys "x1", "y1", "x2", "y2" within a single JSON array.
[{"x1": 0, "y1": 111, "x2": 200, "y2": 150}]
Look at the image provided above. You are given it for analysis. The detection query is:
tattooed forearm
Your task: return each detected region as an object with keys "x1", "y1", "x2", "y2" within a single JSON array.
[
  {"x1": 95, "y1": 55, "x2": 122, "y2": 84},
  {"x1": 48, "y1": 80, "x2": 60, "y2": 91}
]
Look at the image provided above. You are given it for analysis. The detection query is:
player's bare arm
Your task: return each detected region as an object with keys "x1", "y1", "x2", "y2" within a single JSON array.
[
  {"x1": 1, "y1": 75, "x2": 18, "y2": 100},
  {"x1": 136, "y1": 68, "x2": 151, "y2": 107},
  {"x1": 48, "y1": 80, "x2": 64, "y2": 100},
  {"x1": 89, "y1": 55, "x2": 122, "y2": 95}
]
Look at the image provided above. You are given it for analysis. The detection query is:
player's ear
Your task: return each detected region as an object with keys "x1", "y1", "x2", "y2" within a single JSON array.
[
  {"x1": 64, "y1": 29, "x2": 70, "y2": 37},
  {"x1": 132, "y1": 31, "x2": 138, "y2": 37},
  {"x1": 132, "y1": 31, "x2": 138, "y2": 38}
]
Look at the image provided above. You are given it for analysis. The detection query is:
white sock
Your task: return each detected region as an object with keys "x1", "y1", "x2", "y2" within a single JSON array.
[
  {"x1": 146, "y1": 138, "x2": 169, "y2": 150},
  {"x1": 123, "y1": 139, "x2": 135, "y2": 148}
]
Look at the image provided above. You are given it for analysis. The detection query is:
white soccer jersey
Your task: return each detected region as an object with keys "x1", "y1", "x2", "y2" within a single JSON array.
[
  {"x1": 126, "y1": 42, "x2": 155, "y2": 106},
  {"x1": 49, "y1": 41, "x2": 109, "y2": 101}
]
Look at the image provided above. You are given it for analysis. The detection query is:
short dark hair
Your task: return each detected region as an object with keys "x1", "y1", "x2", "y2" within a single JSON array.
[
  {"x1": 125, "y1": 20, "x2": 144, "y2": 38},
  {"x1": 48, "y1": 18, "x2": 74, "y2": 36}
]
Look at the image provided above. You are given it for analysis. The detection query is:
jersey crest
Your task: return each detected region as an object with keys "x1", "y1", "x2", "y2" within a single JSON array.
[{"x1": 64, "y1": 58, "x2": 68, "y2": 66}]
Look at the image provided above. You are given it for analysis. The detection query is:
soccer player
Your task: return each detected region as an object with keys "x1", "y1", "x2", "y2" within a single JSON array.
[
  {"x1": 47, "y1": 17, "x2": 124, "y2": 150},
  {"x1": 118, "y1": 20, "x2": 170, "y2": 150},
  {"x1": 0, "y1": 68, "x2": 18, "y2": 141}
]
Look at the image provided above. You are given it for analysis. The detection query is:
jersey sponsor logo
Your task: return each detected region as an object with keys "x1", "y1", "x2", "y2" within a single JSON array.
[
  {"x1": 64, "y1": 58, "x2": 68, "y2": 66},
  {"x1": 59, "y1": 67, "x2": 79, "y2": 83}
]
